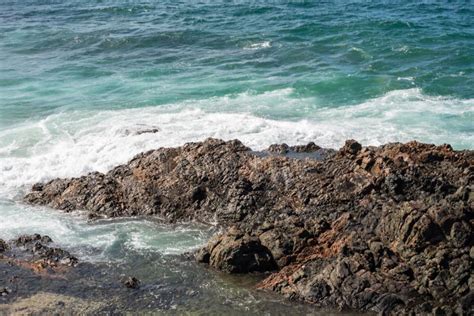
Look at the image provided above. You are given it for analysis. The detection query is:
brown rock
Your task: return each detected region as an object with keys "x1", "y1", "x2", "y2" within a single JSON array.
[{"x1": 205, "y1": 232, "x2": 276, "y2": 273}]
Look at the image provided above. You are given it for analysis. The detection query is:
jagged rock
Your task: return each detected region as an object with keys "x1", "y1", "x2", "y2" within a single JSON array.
[
  {"x1": 8, "y1": 234, "x2": 78, "y2": 267},
  {"x1": 0, "y1": 239, "x2": 9, "y2": 253},
  {"x1": 267, "y1": 142, "x2": 321, "y2": 154},
  {"x1": 122, "y1": 276, "x2": 140, "y2": 289},
  {"x1": 340, "y1": 139, "x2": 362, "y2": 155},
  {"x1": 15, "y1": 234, "x2": 52, "y2": 246},
  {"x1": 201, "y1": 229, "x2": 277, "y2": 273},
  {"x1": 267, "y1": 143, "x2": 290, "y2": 154},
  {"x1": 24, "y1": 138, "x2": 474, "y2": 314}
]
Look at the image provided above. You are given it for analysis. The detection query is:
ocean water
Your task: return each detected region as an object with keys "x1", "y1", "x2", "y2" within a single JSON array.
[{"x1": 0, "y1": 1, "x2": 473, "y2": 313}]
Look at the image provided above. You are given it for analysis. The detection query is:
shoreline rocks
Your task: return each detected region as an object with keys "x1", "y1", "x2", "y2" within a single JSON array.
[
  {"x1": 0, "y1": 234, "x2": 78, "y2": 272},
  {"x1": 0, "y1": 234, "x2": 80, "y2": 306},
  {"x1": 24, "y1": 138, "x2": 473, "y2": 314}
]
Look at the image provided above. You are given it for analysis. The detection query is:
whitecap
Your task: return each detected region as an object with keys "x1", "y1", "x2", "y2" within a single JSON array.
[
  {"x1": 393, "y1": 45, "x2": 410, "y2": 53},
  {"x1": 243, "y1": 41, "x2": 271, "y2": 50},
  {"x1": 397, "y1": 76, "x2": 415, "y2": 84}
]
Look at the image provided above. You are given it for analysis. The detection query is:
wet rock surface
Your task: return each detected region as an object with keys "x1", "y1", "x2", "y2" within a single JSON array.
[
  {"x1": 197, "y1": 227, "x2": 277, "y2": 273},
  {"x1": 0, "y1": 234, "x2": 81, "y2": 309},
  {"x1": 0, "y1": 234, "x2": 79, "y2": 284},
  {"x1": 24, "y1": 138, "x2": 474, "y2": 314},
  {"x1": 12, "y1": 234, "x2": 78, "y2": 268}
]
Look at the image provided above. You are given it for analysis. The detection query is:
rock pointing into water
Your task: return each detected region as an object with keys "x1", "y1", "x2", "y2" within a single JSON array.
[{"x1": 24, "y1": 138, "x2": 473, "y2": 314}]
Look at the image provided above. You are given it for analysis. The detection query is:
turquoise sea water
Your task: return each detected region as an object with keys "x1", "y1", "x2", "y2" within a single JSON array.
[
  {"x1": 1, "y1": 1, "x2": 473, "y2": 142},
  {"x1": 0, "y1": 1, "x2": 473, "y2": 313}
]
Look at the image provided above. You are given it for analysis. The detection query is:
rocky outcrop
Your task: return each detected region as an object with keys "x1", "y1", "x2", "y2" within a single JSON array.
[
  {"x1": 1, "y1": 234, "x2": 78, "y2": 270},
  {"x1": 195, "y1": 227, "x2": 277, "y2": 273},
  {"x1": 1, "y1": 234, "x2": 81, "y2": 309},
  {"x1": 24, "y1": 138, "x2": 334, "y2": 221},
  {"x1": 24, "y1": 138, "x2": 473, "y2": 314}
]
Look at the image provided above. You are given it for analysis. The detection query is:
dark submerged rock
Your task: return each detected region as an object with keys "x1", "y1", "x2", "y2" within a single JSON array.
[
  {"x1": 134, "y1": 128, "x2": 160, "y2": 135},
  {"x1": 24, "y1": 138, "x2": 474, "y2": 314}
]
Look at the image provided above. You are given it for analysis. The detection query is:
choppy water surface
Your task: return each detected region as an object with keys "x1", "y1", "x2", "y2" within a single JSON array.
[{"x1": 0, "y1": 0, "x2": 473, "y2": 313}]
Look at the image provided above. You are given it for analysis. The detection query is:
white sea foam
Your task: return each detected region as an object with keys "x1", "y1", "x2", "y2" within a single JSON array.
[
  {"x1": 397, "y1": 76, "x2": 415, "y2": 83},
  {"x1": 393, "y1": 45, "x2": 410, "y2": 53},
  {"x1": 243, "y1": 41, "x2": 271, "y2": 50}
]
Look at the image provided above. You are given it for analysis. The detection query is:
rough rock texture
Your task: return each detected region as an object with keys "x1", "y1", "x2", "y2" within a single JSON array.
[
  {"x1": 0, "y1": 239, "x2": 9, "y2": 253},
  {"x1": 122, "y1": 276, "x2": 140, "y2": 289},
  {"x1": 1, "y1": 234, "x2": 78, "y2": 270},
  {"x1": 24, "y1": 138, "x2": 473, "y2": 314},
  {"x1": 1, "y1": 234, "x2": 80, "y2": 308},
  {"x1": 196, "y1": 227, "x2": 277, "y2": 273}
]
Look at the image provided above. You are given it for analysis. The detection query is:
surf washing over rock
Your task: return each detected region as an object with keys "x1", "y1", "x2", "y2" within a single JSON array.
[{"x1": 22, "y1": 138, "x2": 473, "y2": 315}]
